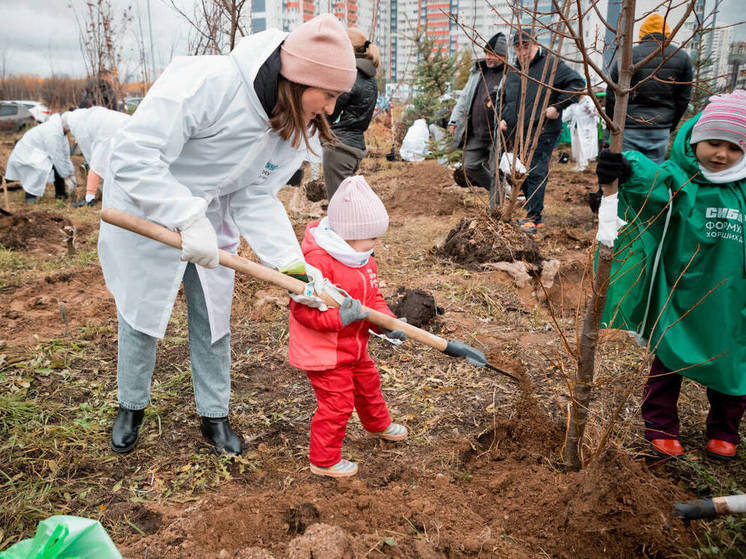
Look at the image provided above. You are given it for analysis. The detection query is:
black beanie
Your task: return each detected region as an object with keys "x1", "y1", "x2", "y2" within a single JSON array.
[{"x1": 485, "y1": 32, "x2": 507, "y2": 57}]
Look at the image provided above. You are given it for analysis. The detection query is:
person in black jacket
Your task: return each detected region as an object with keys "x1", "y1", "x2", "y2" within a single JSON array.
[
  {"x1": 500, "y1": 31, "x2": 584, "y2": 233},
  {"x1": 79, "y1": 69, "x2": 119, "y2": 111},
  {"x1": 447, "y1": 32, "x2": 507, "y2": 190},
  {"x1": 322, "y1": 28, "x2": 379, "y2": 199},
  {"x1": 605, "y1": 13, "x2": 693, "y2": 163}
]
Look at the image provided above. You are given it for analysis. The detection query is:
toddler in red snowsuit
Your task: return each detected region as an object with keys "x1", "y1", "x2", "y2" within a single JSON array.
[{"x1": 288, "y1": 175, "x2": 408, "y2": 477}]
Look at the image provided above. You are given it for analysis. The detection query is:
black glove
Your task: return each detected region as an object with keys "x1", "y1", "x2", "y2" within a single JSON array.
[
  {"x1": 596, "y1": 149, "x2": 632, "y2": 185},
  {"x1": 587, "y1": 186, "x2": 603, "y2": 214}
]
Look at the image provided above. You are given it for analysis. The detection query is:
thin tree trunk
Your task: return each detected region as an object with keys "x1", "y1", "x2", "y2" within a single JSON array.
[{"x1": 562, "y1": 0, "x2": 635, "y2": 469}]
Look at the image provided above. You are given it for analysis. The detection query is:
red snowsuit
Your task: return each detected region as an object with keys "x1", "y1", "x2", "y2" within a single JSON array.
[{"x1": 289, "y1": 221, "x2": 396, "y2": 467}]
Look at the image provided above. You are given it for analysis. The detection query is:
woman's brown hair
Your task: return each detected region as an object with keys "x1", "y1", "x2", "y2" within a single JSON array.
[{"x1": 269, "y1": 77, "x2": 335, "y2": 152}]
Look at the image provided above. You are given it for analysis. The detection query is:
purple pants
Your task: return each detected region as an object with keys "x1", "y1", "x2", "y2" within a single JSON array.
[{"x1": 642, "y1": 357, "x2": 746, "y2": 444}]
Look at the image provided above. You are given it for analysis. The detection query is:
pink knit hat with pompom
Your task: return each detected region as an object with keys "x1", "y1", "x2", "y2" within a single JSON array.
[
  {"x1": 327, "y1": 175, "x2": 389, "y2": 240},
  {"x1": 280, "y1": 14, "x2": 357, "y2": 93}
]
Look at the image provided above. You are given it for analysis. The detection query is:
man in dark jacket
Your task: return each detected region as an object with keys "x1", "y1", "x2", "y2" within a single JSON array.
[
  {"x1": 605, "y1": 13, "x2": 693, "y2": 163},
  {"x1": 79, "y1": 69, "x2": 119, "y2": 111},
  {"x1": 500, "y1": 31, "x2": 584, "y2": 233},
  {"x1": 447, "y1": 32, "x2": 507, "y2": 190},
  {"x1": 323, "y1": 30, "x2": 379, "y2": 199}
]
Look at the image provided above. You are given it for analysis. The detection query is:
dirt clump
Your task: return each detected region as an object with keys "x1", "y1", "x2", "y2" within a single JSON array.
[
  {"x1": 234, "y1": 549, "x2": 276, "y2": 559},
  {"x1": 386, "y1": 287, "x2": 442, "y2": 328},
  {"x1": 0, "y1": 210, "x2": 73, "y2": 251},
  {"x1": 305, "y1": 179, "x2": 326, "y2": 203},
  {"x1": 285, "y1": 502, "x2": 320, "y2": 535},
  {"x1": 287, "y1": 523, "x2": 352, "y2": 559},
  {"x1": 436, "y1": 215, "x2": 542, "y2": 269}
]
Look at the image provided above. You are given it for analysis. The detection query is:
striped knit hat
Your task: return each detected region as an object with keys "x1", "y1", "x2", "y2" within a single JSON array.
[
  {"x1": 690, "y1": 89, "x2": 746, "y2": 152},
  {"x1": 327, "y1": 175, "x2": 389, "y2": 240}
]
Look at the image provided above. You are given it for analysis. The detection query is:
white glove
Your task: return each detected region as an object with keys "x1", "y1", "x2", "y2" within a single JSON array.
[
  {"x1": 64, "y1": 175, "x2": 77, "y2": 192},
  {"x1": 285, "y1": 262, "x2": 329, "y2": 311},
  {"x1": 180, "y1": 215, "x2": 219, "y2": 269},
  {"x1": 596, "y1": 193, "x2": 627, "y2": 248},
  {"x1": 84, "y1": 193, "x2": 96, "y2": 203}
]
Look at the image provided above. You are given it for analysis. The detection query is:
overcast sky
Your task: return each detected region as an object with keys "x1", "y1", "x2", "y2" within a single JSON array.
[
  {"x1": 1, "y1": 0, "x2": 194, "y2": 80},
  {"x1": 2, "y1": 0, "x2": 744, "y2": 79}
]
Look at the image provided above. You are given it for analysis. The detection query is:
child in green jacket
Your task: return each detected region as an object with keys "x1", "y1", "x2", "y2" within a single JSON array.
[{"x1": 596, "y1": 89, "x2": 746, "y2": 460}]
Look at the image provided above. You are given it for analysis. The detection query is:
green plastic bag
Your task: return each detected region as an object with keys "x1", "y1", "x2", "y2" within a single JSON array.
[{"x1": 0, "y1": 516, "x2": 122, "y2": 559}]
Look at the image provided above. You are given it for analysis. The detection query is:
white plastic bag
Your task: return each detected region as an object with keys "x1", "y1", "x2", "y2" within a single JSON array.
[
  {"x1": 400, "y1": 119, "x2": 430, "y2": 162},
  {"x1": 499, "y1": 152, "x2": 527, "y2": 175}
]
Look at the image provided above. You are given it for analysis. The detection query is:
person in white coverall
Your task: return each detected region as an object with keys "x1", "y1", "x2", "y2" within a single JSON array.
[
  {"x1": 100, "y1": 14, "x2": 357, "y2": 455},
  {"x1": 64, "y1": 107, "x2": 129, "y2": 207},
  {"x1": 562, "y1": 94, "x2": 599, "y2": 171},
  {"x1": 5, "y1": 113, "x2": 77, "y2": 203}
]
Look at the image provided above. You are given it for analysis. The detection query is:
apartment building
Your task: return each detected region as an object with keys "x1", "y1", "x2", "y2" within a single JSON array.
[{"x1": 250, "y1": 0, "x2": 373, "y2": 33}]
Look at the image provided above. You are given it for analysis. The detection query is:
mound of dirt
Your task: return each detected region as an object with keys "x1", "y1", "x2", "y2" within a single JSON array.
[
  {"x1": 386, "y1": 287, "x2": 442, "y2": 328},
  {"x1": 436, "y1": 216, "x2": 542, "y2": 269},
  {"x1": 0, "y1": 210, "x2": 73, "y2": 251},
  {"x1": 119, "y1": 403, "x2": 691, "y2": 559},
  {"x1": 305, "y1": 180, "x2": 326, "y2": 203},
  {"x1": 384, "y1": 160, "x2": 468, "y2": 216}
]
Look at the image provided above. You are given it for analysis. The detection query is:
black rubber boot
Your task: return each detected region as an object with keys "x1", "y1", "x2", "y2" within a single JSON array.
[
  {"x1": 200, "y1": 416, "x2": 242, "y2": 455},
  {"x1": 110, "y1": 407, "x2": 145, "y2": 454}
]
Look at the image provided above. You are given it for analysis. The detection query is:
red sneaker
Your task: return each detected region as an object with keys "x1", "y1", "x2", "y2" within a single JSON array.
[
  {"x1": 705, "y1": 439, "x2": 737, "y2": 461},
  {"x1": 650, "y1": 438, "x2": 684, "y2": 456}
]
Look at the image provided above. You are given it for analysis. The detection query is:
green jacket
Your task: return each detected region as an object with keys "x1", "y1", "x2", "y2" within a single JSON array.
[{"x1": 602, "y1": 115, "x2": 746, "y2": 396}]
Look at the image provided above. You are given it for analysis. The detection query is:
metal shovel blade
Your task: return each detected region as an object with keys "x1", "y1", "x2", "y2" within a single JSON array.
[{"x1": 443, "y1": 340, "x2": 520, "y2": 382}]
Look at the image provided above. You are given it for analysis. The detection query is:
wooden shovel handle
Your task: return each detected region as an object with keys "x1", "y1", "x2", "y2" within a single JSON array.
[{"x1": 100, "y1": 208, "x2": 448, "y2": 351}]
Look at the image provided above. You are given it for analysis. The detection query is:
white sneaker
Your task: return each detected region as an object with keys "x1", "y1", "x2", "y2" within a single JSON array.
[
  {"x1": 367, "y1": 422, "x2": 408, "y2": 441},
  {"x1": 310, "y1": 458, "x2": 358, "y2": 478}
]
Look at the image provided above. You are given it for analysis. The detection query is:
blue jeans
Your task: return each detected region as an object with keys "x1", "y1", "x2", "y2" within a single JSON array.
[
  {"x1": 522, "y1": 131, "x2": 560, "y2": 223},
  {"x1": 622, "y1": 128, "x2": 670, "y2": 164},
  {"x1": 117, "y1": 263, "x2": 231, "y2": 417}
]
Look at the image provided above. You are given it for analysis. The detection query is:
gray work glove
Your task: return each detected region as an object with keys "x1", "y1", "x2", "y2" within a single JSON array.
[
  {"x1": 339, "y1": 296, "x2": 369, "y2": 326},
  {"x1": 382, "y1": 316, "x2": 407, "y2": 341}
]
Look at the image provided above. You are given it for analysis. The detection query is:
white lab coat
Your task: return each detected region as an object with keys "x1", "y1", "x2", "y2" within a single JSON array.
[
  {"x1": 99, "y1": 29, "x2": 307, "y2": 342},
  {"x1": 66, "y1": 107, "x2": 129, "y2": 176},
  {"x1": 562, "y1": 96, "x2": 599, "y2": 171},
  {"x1": 5, "y1": 114, "x2": 74, "y2": 196}
]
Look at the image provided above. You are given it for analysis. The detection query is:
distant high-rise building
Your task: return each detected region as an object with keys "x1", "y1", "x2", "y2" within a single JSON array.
[
  {"x1": 708, "y1": 26, "x2": 731, "y2": 87},
  {"x1": 728, "y1": 40, "x2": 746, "y2": 90},
  {"x1": 250, "y1": 0, "x2": 373, "y2": 33}
]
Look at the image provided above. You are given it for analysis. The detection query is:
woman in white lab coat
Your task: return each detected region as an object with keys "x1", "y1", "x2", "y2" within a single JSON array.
[
  {"x1": 64, "y1": 107, "x2": 129, "y2": 207},
  {"x1": 5, "y1": 113, "x2": 77, "y2": 202},
  {"x1": 100, "y1": 14, "x2": 356, "y2": 455}
]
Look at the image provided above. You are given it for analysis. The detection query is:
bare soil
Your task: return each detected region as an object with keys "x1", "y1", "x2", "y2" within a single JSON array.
[{"x1": 1, "y1": 133, "x2": 743, "y2": 559}]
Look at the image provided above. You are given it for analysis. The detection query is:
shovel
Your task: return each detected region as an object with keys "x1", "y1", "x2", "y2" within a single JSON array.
[{"x1": 100, "y1": 208, "x2": 519, "y2": 382}]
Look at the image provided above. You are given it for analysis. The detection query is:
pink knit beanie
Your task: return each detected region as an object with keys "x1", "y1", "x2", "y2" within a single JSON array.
[
  {"x1": 690, "y1": 89, "x2": 746, "y2": 152},
  {"x1": 327, "y1": 175, "x2": 389, "y2": 240},
  {"x1": 280, "y1": 14, "x2": 357, "y2": 93}
]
